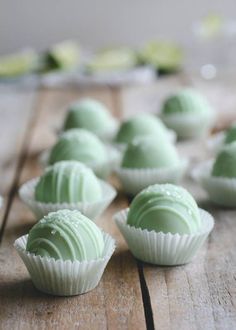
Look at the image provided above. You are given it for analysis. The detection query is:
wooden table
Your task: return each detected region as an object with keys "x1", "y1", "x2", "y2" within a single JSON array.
[{"x1": 0, "y1": 73, "x2": 236, "y2": 330}]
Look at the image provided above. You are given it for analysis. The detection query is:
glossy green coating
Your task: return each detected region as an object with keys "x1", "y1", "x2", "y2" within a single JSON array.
[
  {"x1": 161, "y1": 89, "x2": 212, "y2": 116},
  {"x1": 115, "y1": 113, "x2": 168, "y2": 144},
  {"x1": 224, "y1": 123, "x2": 236, "y2": 144},
  {"x1": 212, "y1": 142, "x2": 236, "y2": 178},
  {"x1": 122, "y1": 136, "x2": 179, "y2": 169},
  {"x1": 35, "y1": 161, "x2": 102, "y2": 203},
  {"x1": 127, "y1": 184, "x2": 202, "y2": 234},
  {"x1": 26, "y1": 210, "x2": 104, "y2": 261},
  {"x1": 63, "y1": 98, "x2": 115, "y2": 134},
  {"x1": 48, "y1": 129, "x2": 107, "y2": 166}
]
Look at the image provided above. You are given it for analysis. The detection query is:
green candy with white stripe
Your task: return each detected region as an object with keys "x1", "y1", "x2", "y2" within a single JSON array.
[
  {"x1": 127, "y1": 184, "x2": 202, "y2": 234},
  {"x1": 115, "y1": 113, "x2": 168, "y2": 144},
  {"x1": 35, "y1": 161, "x2": 102, "y2": 203},
  {"x1": 122, "y1": 136, "x2": 179, "y2": 169},
  {"x1": 49, "y1": 129, "x2": 107, "y2": 166},
  {"x1": 63, "y1": 98, "x2": 115, "y2": 135},
  {"x1": 26, "y1": 210, "x2": 104, "y2": 261}
]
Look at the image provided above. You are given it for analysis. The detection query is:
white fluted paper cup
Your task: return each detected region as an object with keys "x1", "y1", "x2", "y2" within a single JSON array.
[
  {"x1": 206, "y1": 132, "x2": 225, "y2": 154},
  {"x1": 160, "y1": 112, "x2": 215, "y2": 139},
  {"x1": 19, "y1": 177, "x2": 117, "y2": 220},
  {"x1": 39, "y1": 145, "x2": 121, "y2": 180},
  {"x1": 192, "y1": 160, "x2": 236, "y2": 207},
  {"x1": 14, "y1": 232, "x2": 115, "y2": 296},
  {"x1": 115, "y1": 159, "x2": 188, "y2": 195},
  {"x1": 114, "y1": 208, "x2": 214, "y2": 266}
]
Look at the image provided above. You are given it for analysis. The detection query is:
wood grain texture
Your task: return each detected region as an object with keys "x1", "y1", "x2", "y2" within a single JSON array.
[
  {"x1": 0, "y1": 87, "x2": 146, "y2": 330},
  {"x1": 0, "y1": 86, "x2": 37, "y2": 229}
]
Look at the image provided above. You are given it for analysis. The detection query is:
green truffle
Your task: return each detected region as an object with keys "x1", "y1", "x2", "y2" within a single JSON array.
[
  {"x1": 212, "y1": 142, "x2": 236, "y2": 178},
  {"x1": 127, "y1": 184, "x2": 202, "y2": 234},
  {"x1": 35, "y1": 161, "x2": 102, "y2": 203},
  {"x1": 64, "y1": 98, "x2": 115, "y2": 135},
  {"x1": 49, "y1": 129, "x2": 107, "y2": 166},
  {"x1": 122, "y1": 136, "x2": 179, "y2": 169},
  {"x1": 224, "y1": 123, "x2": 236, "y2": 144},
  {"x1": 115, "y1": 113, "x2": 168, "y2": 144},
  {"x1": 26, "y1": 210, "x2": 104, "y2": 261},
  {"x1": 161, "y1": 89, "x2": 212, "y2": 116}
]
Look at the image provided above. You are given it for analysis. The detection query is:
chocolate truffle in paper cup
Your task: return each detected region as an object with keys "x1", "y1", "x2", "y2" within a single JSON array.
[
  {"x1": 115, "y1": 136, "x2": 187, "y2": 195},
  {"x1": 194, "y1": 142, "x2": 236, "y2": 207},
  {"x1": 114, "y1": 113, "x2": 174, "y2": 145},
  {"x1": 19, "y1": 161, "x2": 116, "y2": 220},
  {"x1": 47, "y1": 128, "x2": 116, "y2": 179},
  {"x1": 114, "y1": 184, "x2": 214, "y2": 265},
  {"x1": 14, "y1": 210, "x2": 115, "y2": 296},
  {"x1": 63, "y1": 98, "x2": 118, "y2": 141},
  {"x1": 160, "y1": 88, "x2": 215, "y2": 139}
]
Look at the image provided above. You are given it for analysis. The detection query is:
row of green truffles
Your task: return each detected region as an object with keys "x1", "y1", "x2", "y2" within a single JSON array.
[
  {"x1": 19, "y1": 161, "x2": 116, "y2": 220},
  {"x1": 15, "y1": 183, "x2": 214, "y2": 296},
  {"x1": 193, "y1": 141, "x2": 236, "y2": 207}
]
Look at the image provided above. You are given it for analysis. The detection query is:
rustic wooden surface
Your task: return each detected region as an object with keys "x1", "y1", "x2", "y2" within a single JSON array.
[{"x1": 0, "y1": 74, "x2": 236, "y2": 330}]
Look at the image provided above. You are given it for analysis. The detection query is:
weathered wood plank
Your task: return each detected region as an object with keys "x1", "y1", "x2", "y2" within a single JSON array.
[
  {"x1": 0, "y1": 87, "x2": 146, "y2": 330},
  {"x1": 0, "y1": 85, "x2": 37, "y2": 229}
]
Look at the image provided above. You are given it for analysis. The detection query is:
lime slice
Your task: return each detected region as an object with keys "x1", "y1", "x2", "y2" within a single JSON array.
[
  {"x1": 0, "y1": 49, "x2": 37, "y2": 78},
  {"x1": 42, "y1": 40, "x2": 80, "y2": 72},
  {"x1": 200, "y1": 14, "x2": 223, "y2": 38},
  {"x1": 139, "y1": 41, "x2": 183, "y2": 72},
  {"x1": 86, "y1": 48, "x2": 137, "y2": 73}
]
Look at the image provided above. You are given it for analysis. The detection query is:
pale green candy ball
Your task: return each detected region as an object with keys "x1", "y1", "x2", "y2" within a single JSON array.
[
  {"x1": 26, "y1": 210, "x2": 104, "y2": 261},
  {"x1": 161, "y1": 88, "x2": 212, "y2": 116},
  {"x1": 115, "y1": 113, "x2": 168, "y2": 144},
  {"x1": 127, "y1": 184, "x2": 202, "y2": 234},
  {"x1": 64, "y1": 98, "x2": 114, "y2": 135},
  {"x1": 212, "y1": 142, "x2": 236, "y2": 178},
  {"x1": 35, "y1": 161, "x2": 102, "y2": 203},
  {"x1": 122, "y1": 136, "x2": 179, "y2": 169},
  {"x1": 49, "y1": 129, "x2": 107, "y2": 166}
]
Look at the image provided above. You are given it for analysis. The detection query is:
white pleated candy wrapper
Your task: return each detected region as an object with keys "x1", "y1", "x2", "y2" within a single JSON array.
[
  {"x1": 14, "y1": 232, "x2": 115, "y2": 296},
  {"x1": 19, "y1": 177, "x2": 117, "y2": 220},
  {"x1": 114, "y1": 208, "x2": 214, "y2": 266},
  {"x1": 115, "y1": 159, "x2": 188, "y2": 196},
  {"x1": 192, "y1": 160, "x2": 236, "y2": 207},
  {"x1": 160, "y1": 112, "x2": 215, "y2": 139},
  {"x1": 39, "y1": 145, "x2": 122, "y2": 180}
]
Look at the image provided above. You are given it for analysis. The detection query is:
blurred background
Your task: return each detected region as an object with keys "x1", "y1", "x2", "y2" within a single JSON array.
[{"x1": 1, "y1": 0, "x2": 236, "y2": 81}]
